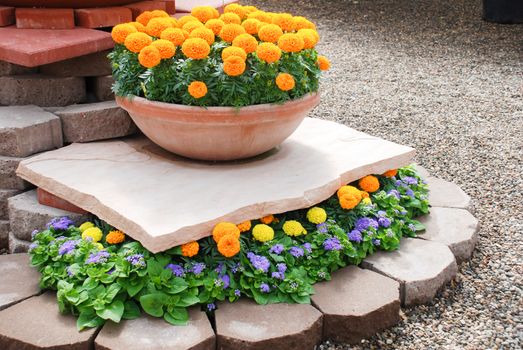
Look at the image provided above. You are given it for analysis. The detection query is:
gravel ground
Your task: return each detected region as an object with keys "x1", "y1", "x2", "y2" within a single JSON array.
[{"x1": 249, "y1": 0, "x2": 522, "y2": 348}]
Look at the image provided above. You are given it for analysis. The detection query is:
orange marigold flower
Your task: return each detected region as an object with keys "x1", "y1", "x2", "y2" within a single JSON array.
[
  {"x1": 237, "y1": 220, "x2": 252, "y2": 232},
  {"x1": 337, "y1": 185, "x2": 362, "y2": 200},
  {"x1": 219, "y1": 23, "x2": 246, "y2": 43},
  {"x1": 232, "y1": 33, "x2": 258, "y2": 54},
  {"x1": 359, "y1": 175, "x2": 380, "y2": 193},
  {"x1": 223, "y1": 55, "x2": 246, "y2": 76},
  {"x1": 293, "y1": 16, "x2": 316, "y2": 30},
  {"x1": 205, "y1": 18, "x2": 225, "y2": 35},
  {"x1": 146, "y1": 17, "x2": 172, "y2": 37},
  {"x1": 258, "y1": 24, "x2": 283, "y2": 43},
  {"x1": 277, "y1": 33, "x2": 304, "y2": 53},
  {"x1": 177, "y1": 15, "x2": 200, "y2": 27},
  {"x1": 151, "y1": 10, "x2": 169, "y2": 18},
  {"x1": 272, "y1": 13, "x2": 294, "y2": 32},
  {"x1": 129, "y1": 21, "x2": 147, "y2": 33},
  {"x1": 242, "y1": 18, "x2": 261, "y2": 35},
  {"x1": 182, "y1": 29, "x2": 190, "y2": 39},
  {"x1": 138, "y1": 45, "x2": 161, "y2": 68},
  {"x1": 181, "y1": 241, "x2": 199, "y2": 257},
  {"x1": 217, "y1": 234, "x2": 241, "y2": 258},
  {"x1": 124, "y1": 32, "x2": 153, "y2": 53},
  {"x1": 383, "y1": 169, "x2": 398, "y2": 177},
  {"x1": 243, "y1": 6, "x2": 258, "y2": 14},
  {"x1": 248, "y1": 11, "x2": 272, "y2": 23},
  {"x1": 276, "y1": 73, "x2": 295, "y2": 91},
  {"x1": 136, "y1": 11, "x2": 153, "y2": 26},
  {"x1": 212, "y1": 222, "x2": 240, "y2": 243},
  {"x1": 224, "y1": 3, "x2": 246, "y2": 19},
  {"x1": 260, "y1": 214, "x2": 275, "y2": 225},
  {"x1": 222, "y1": 46, "x2": 247, "y2": 61},
  {"x1": 188, "y1": 81, "x2": 207, "y2": 99},
  {"x1": 182, "y1": 20, "x2": 204, "y2": 33},
  {"x1": 111, "y1": 23, "x2": 137, "y2": 44},
  {"x1": 317, "y1": 55, "x2": 331, "y2": 71},
  {"x1": 361, "y1": 191, "x2": 370, "y2": 198},
  {"x1": 220, "y1": 12, "x2": 242, "y2": 25},
  {"x1": 151, "y1": 39, "x2": 176, "y2": 59},
  {"x1": 339, "y1": 193, "x2": 361, "y2": 210},
  {"x1": 189, "y1": 27, "x2": 215, "y2": 45},
  {"x1": 181, "y1": 37, "x2": 210, "y2": 59},
  {"x1": 191, "y1": 6, "x2": 217, "y2": 23},
  {"x1": 169, "y1": 17, "x2": 179, "y2": 28},
  {"x1": 106, "y1": 230, "x2": 125, "y2": 244},
  {"x1": 256, "y1": 42, "x2": 281, "y2": 64},
  {"x1": 297, "y1": 29, "x2": 318, "y2": 49},
  {"x1": 161, "y1": 27, "x2": 186, "y2": 46}
]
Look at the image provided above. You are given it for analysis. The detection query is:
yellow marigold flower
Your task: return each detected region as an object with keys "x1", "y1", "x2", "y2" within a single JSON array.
[
  {"x1": 219, "y1": 23, "x2": 245, "y2": 43},
  {"x1": 106, "y1": 230, "x2": 125, "y2": 244},
  {"x1": 224, "y1": 3, "x2": 246, "y2": 19},
  {"x1": 242, "y1": 18, "x2": 261, "y2": 34},
  {"x1": 252, "y1": 224, "x2": 274, "y2": 242},
  {"x1": 177, "y1": 15, "x2": 200, "y2": 27},
  {"x1": 297, "y1": 29, "x2": 318, "y2": 49},
  {"x1": 160, "y1": 27, "x2": 186, "y2": 46},
  {"x1": 124, "y1": 32, "x2": 152, "y2": 53},
  {"x1": 299, "y1": 28, "x2": 319, "y2": 42},
  {"x1": 383, "y1": 169, "x2": 398, "y2": 177},
  {"x1": 169, "y1": 18, "x2": 179, "y2": 28},
  {"x1": 181, "y1": 37, "x2": 210, "y2": 59},
  {"x1": 136, "y1": 11, "x2": 153, "y2": 26},
  {"x1": 217, "y1": 234, "x2": 241, "y2": 258},
  {"x1": 360, "y1": 191, "x2": 370, "y2": 199},
  {"x1": 95, "y1": 243, "x2": 104, "y2": 250},
  {"x1": 283, "y1": 220, "x2": 307, "y2": 237},
  {"x1": 317, "y1": 55, "x2": 331, "y2": 71},
  {"x1": 248, "y1": 11, "x2": 272, "y2": 23},
  {"x1": 243, "y1": 6, "x2": 258, "y2": 14},
  {"x1": 276, "y1": 73, "x2": 295, "y2": 91},
  {"x1": 260, "y1": 215, "x2": 275, "y2": 225},
  {"x1": 256, "y1": 42, "x2": 281, "y2": 63},
  {"x1": 220, "y1": 12, "x2": 242, "y2": 25},
  {"x1": 278, "y1": 33, "x2": 304, "y2": 53},
  {"x1": 189, "y1": 27, "x2": 215, "y2": 45},
  {"x1": 222, "y1": 46, "x2": 247, "y2": 61},
  {"x1": 337, "y1": 185, "x2": 362, "y2": 200},
  {"x1": 191, "y1": 6, "x2": 217, "y2": 23},
  {"x1": 181, "y1": 241, "x2": 199, "y2": 257},
  {"x1": 82, "y1": 227, "x2": 103, "y2": 242},
  {"x1": 359, "y1": 175, "x2": 380, "y2": 193},
  {"x1": 212, "y1": 222, "x2": 240, "y2": 243},
  {"x1": 111, "y1": 23, "x2": 137, "y2": 44},
  {"x1": 339, "y1": 193, "x2": 361, "y2": 210},
  {"x1": 151, "y1": 10, "x2": 169, "y2": 19},
  {"x1": 79, "y1": 221, "x2": 95, "y2": 233},
  {"x1": 182, "y1": 29, "x2": 190, "y2": 39},
  {"x1": 237, "y1": 220, "x2": 252, "y2": 232},
  {"x1": 232, "y1": 33, "x2": 258, "y2": 54},
  {"x1": 182, "y1": 20, "x2": 204, "y2": 33},
  {"x1": 272, "y1": 13, "x2": 294, "y2": 32},
  {"x1": 362, "y1": 197, "x2": 372, "y2": 206},
  {"x1": 205, "y1": 18, "x2": 225, "y2": 35},
  {"x1": 188, "y1": 81, "x2": 207, "y2": 99},
  {"x1": 138, "y1": 45, "x2": 161, "y2": 68},
  {"x1": 151, "y1": 39, "x2": 176, "y2": 59},
  {"x1": 129, "y1": 21, "x2": 146, "y2": 33},
  {"x1": 223, "y1": 55, "x2": 246, "y2": 76},
  {"x1": 293, "y1": 16, "x2": 316, "y2": 30},
  {"x1": 146, "y1": 17, "x2": 172, "y2": 37},
  {"x1": 306, "y1": 207, "x2": 327, "y2": 224},
  {"x1": 258, "y1": 23, "x2": 283, "y2": 43}
]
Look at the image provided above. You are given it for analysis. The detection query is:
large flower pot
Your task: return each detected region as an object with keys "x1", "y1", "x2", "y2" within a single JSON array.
[{"x1": 116, "y1": 93, "x2": 320, "y2": 161}]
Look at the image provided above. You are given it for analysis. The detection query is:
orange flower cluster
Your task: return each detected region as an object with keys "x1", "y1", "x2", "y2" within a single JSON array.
[
  {"x1": 106, "y1": 230, "x2": 125, "y2": 244},
  {"x1": 223, "y1": 56, "x2": 246, "y2": 76},
  {"x1": 188, "y1": 81, "x2": 208, "y2": 99},
  {"x1": 181, "y1": 241, "x2": 199, "y2": 257},
  {"x1": 213, "y1": 222, "x2": 241, "y2": 258},
  {"x1": 182, "y1": 38, "x2": 211, "y2": 60},
  {"x1": 383, "y1": 169, "x2": 398, "y2": 177},
  {"x1": 337, "y1": 185, "x2": 362, "y2": 210},
  {"x1": 358, "y1": 175, "x2": 380, "y2": 193},
  {"x1": 276, "y1": 73, "x2": 295, "y2": 91},
  {"x1": 256, "y1": 43, "x2": 281, "y2": 63}
]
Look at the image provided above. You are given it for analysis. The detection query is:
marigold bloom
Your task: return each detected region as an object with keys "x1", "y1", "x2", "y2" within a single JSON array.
[
  {"x1": 181, "y1": 241, "x2": 199, "y2": 257},
  {"x1": 182, "y1": 20, "x2": 204, "y2": 33},
  {"x1": 242, "y1": 18, "x2": 261, "y2": 34},
  {"x1": 181, "y1": 38, "x2": 210, "y2": 59},
  {"x1": 79, "y1": 221, "x2": 95, "y2": 233},
  {"x1": 177, "y1": 15, "x2": 200, "y2": 27},
  {"x1": 383, "y1": 169, "x2": 398, "y2": 177},
  {"x1": 317, "y1": 55, "x2": 331, "y2": 71},
  {"x1": 106, "y1": 230, "x2": 125, "y2": 244},
  {"x1": 307, "y1": 207, "x2": 327, "y2": 224},
  {"x1": 151, "y1": 10, "x2": 169, "y2": 18},
  {"x1": 220, "y1": 12, "x2": 242, "y2": 25},
  {"x1": 129, "y1": 21, "x2": 146, "y2": 33},
  {"x1": 219, "y1": 23, "x2": 246, "y2": 43},
  {"x1": 169, "y1": 17, "x2": 179, "y2": 28},
  {"x1": 146, "y1": 17, "x2": 172, "y2": 37},
  {"x1": 272, "y1": 13, "x2": 294, "y2": 32},
  {"x1": 337, "y1": 185, "x2": 362, "y2": 200},
  {"x1": 278, "y1": 33, "x2": 304, "y2": 52},
  {"x1": 191, "y1": 6, "x2": 217, "y2": 23},
  {"x1": 248, "y1": 10, "x2": 272, "y2": 23},
  {"x1": 260, "y1": 214, "x2": 275, "y2": 224},
  {"x1": 160, "y1": 27, "x2": 186, "y2": 46},
  {"x1": 258, "y1": 24, "x2": 283, "y2": 42},
  {"x1": 222, "y1": 46, "x2": 247, "y2": 61},
  {"x1": 136, "y1": 11, "x2": 153, "y2": 26},
  {"x1": 205, "y1": 18, "x2": 225, "y2": 35},
  {"x1": 124, "y1": 32, "x2": 152, "y2": 53},
  {"x1": 243, "y1": 6, "x2": 258, "y2": 14},
  {"x1": 82, "y1": 227, "x2": 103, "y2": 242},
  {"x1": 293, "y1": 16, "x2": 316, "y2": 30},
  {"x1": 252, "y1": 224, "x2": 274, "y2": 242},
  {"x1": 360, "y1": 191, "x2": 370, "y2": 198},
  {"x1": 224, "y1": 3, "x2": 246, "y2": 19},
  {"x1": 298, "y1": 28, "x2": 319, "y2": 42},
  {"x1": 256, "y1": 42, "x2": 281, "y2": 63},
  {"x1": 188, "y1": 81, "x2": 207, "y2": 98},
  {"x1": 189, "y1": 27, "x2": 215, "y2": 45},
  {"x1": 283, "y1": 220, "x2": 307, "y2": 236},
  {"x1": 151, "y1": 39, "x2": 176, "y2": 59},
  {"x1": 111, "y1": 23, "x2": 137, "y2": 44},
  {"x1": 339, "y1": 193, "x2": 361, "y2": 210},
  {"x1": 138, "y1": 45, "x2": 161, "y2": 68},
  {"x1": 232, "y1": 33, "x2": 258, "y2": 54},
  {"x1": 276, "y1": 73, "x2": 295, "y2": 91},
  {"x1": 212, "y1": 222, "x2": 240, "y2": 243},
  {"x1": 223, "y1": 56, "x2": 246, "y2": 76},
  {"x1": 359, "y1": 175, "x2": 380, "y2": 193},
  {"x1": 237, "y1": 220, "x2": 252, "y2": 232},
  {"x1": 217, "y1": 234, "x2": 241, "y2": 258},
  {"x1": 297, "y1": 29, "x2": 318, "y2": 49}
]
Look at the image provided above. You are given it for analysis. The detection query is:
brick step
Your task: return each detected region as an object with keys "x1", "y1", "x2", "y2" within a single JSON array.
[{"x1": 39, "y1": 50, "x2": 112, "y2": 78}]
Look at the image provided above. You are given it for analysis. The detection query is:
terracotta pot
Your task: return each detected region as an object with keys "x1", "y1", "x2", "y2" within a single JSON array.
[
  {"x1": 2, "y1": 0, "x2": 140, "y2": 8},
  {"x1": 116, "y1": 93, "x2": 321, "y2": 161}
]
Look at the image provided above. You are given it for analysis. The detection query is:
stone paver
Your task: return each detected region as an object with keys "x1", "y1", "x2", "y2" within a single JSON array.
[
  {"x1": 0, "y1": 60, "x2": 36, "y2": 76},
  {"x1": 311, "y1": 266, "x2": 400, "y2": 344},
  {"x1": 216, "y1": 299, "x2": 322, "y2": 350},
  {"x1": 0, "y1": 292, "x2": 97, "y2": 350},
  {"x1": 0, "y1": 105, "x2": 63, "y2": 157},
  {"x1": 54, "y1": 101, "x2": 136, "y2": 143},
  {"x1": 0, "y1": 189, "x2": 22, "y2": 219},
  {"x1": 0, "y1": 155, "x2": 32, "y2": 190},
  {"x1": 361, "y1": 238, "x2": 458, "y2": 306},
  {"x1": 426, "y1": 177, "x2": 471, "y2": 209},
  {"x1": 418, "y1": 207, "x2": 479, "y2": 263},
  {"x1": 8, "y1": 232, "x2": 31, "y2": 253},
  {"x1": 8, "y1": 190, "x2": 88, "y2": 242},
  {"x1": 40, "y1": 50, "x2": 112, "y2": 77},
  {"x1": 0, "y1": 253, "x2": 40, "y2": 310},
  {"x1": 74, "y1": 7, "x2": 132, "y2": 29},
  {"x1": 0, "y1": 6, "x2": 15, "y2": 27},
  {"x1": 15, "y1": 8, "x2": 75, "y2": 29},
  {"x1": 91, "y1": 75, "x2": 114, "y2": 101},
  {"x1": 0, "y1": 220, "x2": 8, "y2": 248},
  {"x1": 95, "y1": 309, "x2": 215, "y2": 350}
]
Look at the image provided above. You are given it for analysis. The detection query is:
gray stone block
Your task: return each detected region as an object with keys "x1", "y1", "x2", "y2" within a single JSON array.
[
  {"x1": 39, "y1": 50, "x2": 112, "y2": 77},
  {"x1": 0, "y1": 189, "x2": 23, "y2": 219},
  {"x1": 0, "y1": 60, "x2": 37, "y2": 76},
  {"x1": 92, "y1": 75, "x2": 114, "y2": 102},
  {"x1": 8, "y1": 232, "x2": 31, "y2": 253},
  {"x1": 0, "y1": 220, "x2": 8, "y2": 249},
  {"x1": 0, "y1": 253, "x2": 41, "y2": 310},
  {"x1": 0, "y1": 156, "x2": 33, "y2": 190},
  {"x1": 426, "y1": 177, "x2": 472, "y2": 210}
]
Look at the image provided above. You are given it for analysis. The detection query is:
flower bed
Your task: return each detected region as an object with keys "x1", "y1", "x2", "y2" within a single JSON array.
[{"x1": 28, "y1": 166, "x2": 429, "y2": 330}]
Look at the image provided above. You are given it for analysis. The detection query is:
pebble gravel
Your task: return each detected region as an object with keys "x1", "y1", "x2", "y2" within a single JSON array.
[{"x1": 249, "y1": 0, "x2": 522, "y2": 348}]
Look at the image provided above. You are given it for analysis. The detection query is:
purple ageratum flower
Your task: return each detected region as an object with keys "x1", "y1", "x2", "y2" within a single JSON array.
[
  {"x1": 166, "y1": 263, "x2": 185, "y2": 277},
  {"x1": 206, "y1": 303, "x2": 216, "y2": 312},
  {"x1": 388, "y1": 189, "x2": 401, "y2": 199},
  {"x1": 289, "y1": 246, "x2": 304, "y2": 258},
  {"x1": 378, "y1": 217, "x2": 392, "y2": 228},
  {"x1": 220, "y1": 274, "x2": 230, "y2": 289},
  {"x1": 277, "y1": 263, "x2": 287, "y2": 273},
  {"x1": 31, "y1": 230, "x2": 39, "y2": 240},
  {"x1": 377, "y1": 211, "x2": 387, "y2": 217},
  {"x1": 355, "y1": 217, "x2": 378, "y2": 232},
  {"x1": 406, "y1": 188, "x2": 415, "y2": 198},
  {"x1": 191, "y1": 262, "x2": 206, "y2": 275},
  {"x1": 46, "y1": 216, "x2": 74, "y2": 231},
  {"x1": 271, "y1": 271, "x2": 284, "y2": 280},
  {"x1": 231, "y1": 262, "x2": 242, "y2": 274},
  {"x1": 29, "y1": 242, "x2": 38, "y2": 252},
  {"x1": 234, "y1": 289, "x2": 241, "y2": 297},
  {"x1": 247, "y1": 252, "x2": 270, "y2": 273},
  {"x1": 347, "y1": 229, "x2": 362, "y2": 243},
  {"x1": 58, "y1": 240, "x2": 78, "y2": 255},
  {"x1": 126, "y1": 254, "x2": 145, "y2": 268},
  {"x1": 260, "y1": 283, "x2": 270, "y2": 293},
  {"x1": 215, "y1": 263, "x2": 225, "y2": 274},
  {"x1": 403, "y1": 176, "x2": 418, "y2": 185},
  {"x1": 386, "y1": 229, "x2": 394, "y2": 237},
  {"x1": 395, "y1": 180, "x2": 403, "y2": 186},
  {"x1": 316, "y1": 222, "x2": 328, "y2": 233},
  {"x1": 303, "y1": 243, "x2": 312, "y2": 254},
  {"x1": 87, "y1": 250, "x2": 110, "y2": 264},
  {"x1": 408, "y1": 223, "x2": 416, "y2": 231},
  {"x1": 323, "y1": 237, "x2": 342, "y2": 251},
  {"x1": 372, "y1": 239, "x2": 381, "y2": 246},
  {"x1": 269, "y1": 244, "x2": 284, "y2": 255}
]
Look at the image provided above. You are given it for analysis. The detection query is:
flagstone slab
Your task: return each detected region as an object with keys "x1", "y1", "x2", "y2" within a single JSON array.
[
  {"x1": 215, "y1": 299, "x2": 322, "y2": 350},
  {"x1": 426, "y1": 177, "x2": 472, "y2": 210},
  {"x1": 17, "y1": 118, "x2": 415, "y2": 252},
  {"x1": 418, "y1": 207, "x2": 479, "y2": 263},
  {"x1": 95, "y1": 309, "x2": 215, "y2": 350},
  {"x1": 361, "y1": 238, "x2": 458, "y2": 306},
  {"x1": 0, "y1": 253, "x2": 40, "y2": 310},
  {"x1": 311, "y1": 266, "x2": 400, "y2": 344}
]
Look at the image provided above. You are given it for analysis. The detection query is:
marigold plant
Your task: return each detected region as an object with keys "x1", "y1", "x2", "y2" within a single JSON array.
[
  {"x1": 359, "y1": 175, "x2": 380, "y2": 193},
  {"x1": 217, "y1": 234, "x2": 241, "y2": 257},
  {"x1": 181, "y1": 241, "x2": 199, "y2": 257},
  {"x1": 212, "y1": 222, "x2": 240, "y2": 243},
  {"x1": 188, "y1": 81, "x2": 208, "y2": 99},
  {"x1": 106, "y1": 230, "x2": 125, "y2": 244}
]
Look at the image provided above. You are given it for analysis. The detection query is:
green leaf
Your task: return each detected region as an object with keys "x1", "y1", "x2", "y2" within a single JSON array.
[
  {"x1": 126, "y1": 278, "x2": 145, "y2": 297},
  {"x1": 140, "y1": 293, "x2": 167, "y2": 317},
  {"x1": 122, "y1": 300, "x2": 141, "y2": 320},
  {"x1": 164, "y1": 310, "x2": 188, "y2": 326},
  {"x1": 77, "y1": 310, "x2": 105, "y2": 331},
  {"x1": 97, "y1": 300, "x2": 124, "y2": 323}
]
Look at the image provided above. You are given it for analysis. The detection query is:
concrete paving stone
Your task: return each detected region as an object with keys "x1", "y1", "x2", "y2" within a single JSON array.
[
  {"x1": 95, "y1": 309, "x2": 215, "y2": 350},
  {"x1": 54, "y1": 101, "x2": 136, "y2": 143},
  {"x1": 8, "y1": 190, "x2": 88, "y2": 242},
  {"x1": 0, "y1": 292, "x2": 98, "y2": 350},
  {"x1": 311, "y1": 266, "x2": 401, "y2": 344},
  {"x1": 0, "y1": 253, "x2": 40, "y2": 310},
  {"x1": 15, "y1": 8, "x2": 75, "y2": 29},
  {"x1": 418, "y1": 207, "x2": 479, "y2": 263},
  {"x1": 0, "y1": 75, "x2": 86, "y2": 107},
  {"x1": 0, "y1": 189, "x2": 23, "y2": 219},
  {"x1": 361, "y1": 237, "x2": 458, "y2": 306},
  {"x1": 0, "y1": 60, "x2": 36, "y2": 76},
  {"x1": 0, "y1": 105, "x2": 63, "y2": 157},
  {"x1": 0, "y1": 155, "x2": 33, "y2": 190},
  {"x1": 8, "y1": 232, "x2": 31, "y2": 253},
  {"x1": 0, "y1": 220, "x2": 8, "y2": 248},
  {"x1": 90, "y1": 75, "x2": 115, "y2": 102},
  {"x1": 215, "y1": 299, "x2": 323, "y2": 350},
  {"x1": 426, "y1": 177, "x2": 472, "y2": 210},
  {"x1": 0, "y1": 6, "x2": 14, "y2": 27},
  {"x1": 75, "y1": 7, "x2": 133, "y2": 28},
  {"x1": 413, "y1": 163, "x2": 430, "y2": 179},
  {"x1": 39, "y1": 50, "x2": 112, "y2": 77}
]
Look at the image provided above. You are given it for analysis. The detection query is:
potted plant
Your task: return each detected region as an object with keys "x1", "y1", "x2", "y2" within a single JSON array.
[{"x1": 110, "y1": 4, "x2": 330, "y2": 161}]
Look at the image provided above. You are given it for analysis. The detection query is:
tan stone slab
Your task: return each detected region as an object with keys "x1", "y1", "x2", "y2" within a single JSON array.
[
  {"x1": 0, "y1": 253, "x2": 40, "y2": 310},
  {"x1": 17, "y1": 118, "x2": 415, "y2": 252},
  {"x1": 426, "y1": 177, "x2": 472, "y2": 209}
]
